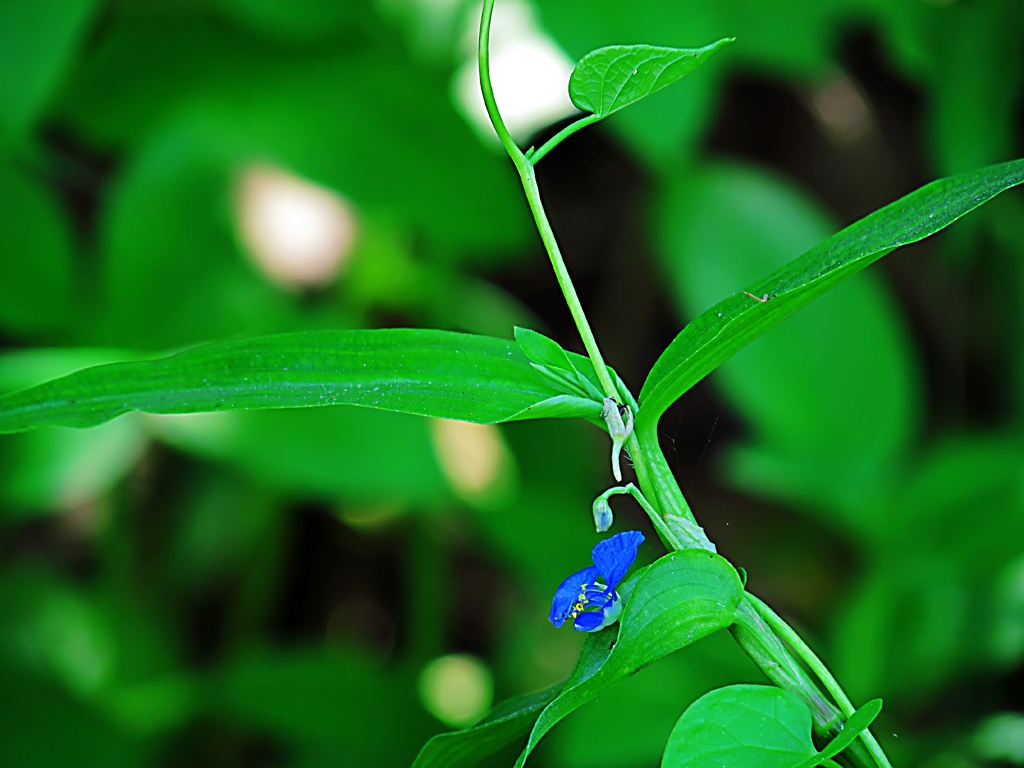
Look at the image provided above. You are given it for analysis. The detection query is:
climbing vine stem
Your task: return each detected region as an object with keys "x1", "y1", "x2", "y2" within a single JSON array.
[{"x1": 478, "y1": 0, "x2": 618, "y2": 401}]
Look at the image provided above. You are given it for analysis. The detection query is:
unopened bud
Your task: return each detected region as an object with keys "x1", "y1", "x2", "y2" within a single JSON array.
[{"x1": 593, "y1": 496, "x2": 613, "y2": 532}]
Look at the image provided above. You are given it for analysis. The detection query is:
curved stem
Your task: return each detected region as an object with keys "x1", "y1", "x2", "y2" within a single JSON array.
[
  {"x1": 748, "y1": 594, "x2": 894, "y2": 768},
  {"x1": 597, "y1": 482, "x2": 692, "y2": 550},
  {"x1": 480, "y1": 5, "x2": 893, "y2": 768},
  {"x1": 528, "y1": 113, "x2": 602, "y2": 165},
  {"x1": 478, "y1": 0, "x2": 526, "y2": 169},
  {"x1": 478, "y1": 0, "x2": 618, "y2": 400}
]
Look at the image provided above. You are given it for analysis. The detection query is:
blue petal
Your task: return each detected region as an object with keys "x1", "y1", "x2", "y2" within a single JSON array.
[
  {"x1": 591, "y1": 530, "x2": 644, "y2": 588},
  {"x1": 549, "y1": 565, "x2": 601, "y2": 628},
  {"x1": 573, "y1": 609, "x2": 607, "y2": 632},
  {"x1": 573, "y1": 596, "x2": 623, "y2": 632}
]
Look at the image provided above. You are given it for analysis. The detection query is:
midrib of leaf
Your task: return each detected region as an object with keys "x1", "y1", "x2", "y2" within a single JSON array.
[
  {"x1": 638, "y1": 158, "x2": 1024, "y2": 438},
  {"x1": 0, "y1": 328, "x2": 572, "y2": 433}
]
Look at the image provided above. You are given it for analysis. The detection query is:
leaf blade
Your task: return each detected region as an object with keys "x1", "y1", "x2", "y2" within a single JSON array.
[
  {"x1": 569, "y1": 39, "x2": 732, "y2": 119},
  {"x1": 661, "y1": 684, "x2": 817, "y2": 768},
  {"x1": 792, "y1": 699, "x2": 884, "y2": 768},
  {"x1": 639, "y1": 158, "x2": 1024, "y2": 433},
  {"x1": 514, "y1": 326, "x2": 603, "y2": 401},
  {"x1": 0, "y1": 329, "x2": 582, "y2": 434}
]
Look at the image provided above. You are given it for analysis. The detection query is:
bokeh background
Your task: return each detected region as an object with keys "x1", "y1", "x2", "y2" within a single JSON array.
[{"x1": 1, "y1": 0, "x2": 1023, "y2": 766}]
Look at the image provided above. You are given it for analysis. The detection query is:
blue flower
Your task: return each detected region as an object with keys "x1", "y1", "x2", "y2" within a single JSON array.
[{"x1": 548, "y1": 530, "x2": 645, "y2": 632}]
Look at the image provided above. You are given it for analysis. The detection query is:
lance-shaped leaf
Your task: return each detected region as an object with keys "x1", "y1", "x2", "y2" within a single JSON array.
[
  {"x1": 412, "y1": 684, "x2": 560, "y2": 768},
  {"x1": 514, "y1": 326, "x2": 604, "y2": 402},
  {"x1": 639, "y1": 158, "x2": 1024, "y2": 437},
  {"x1": 0, "y1": 329, "x2": 605, "y2": 434},
  {"x1": 792, "y1": 699, "x2": 884, "y2": 768},
  {"x1": 515, "y1": 550, "x2": 743, "y2": 766},
  {"x1": 569, "y1": 39, "x2": 732, "y2": 119}
]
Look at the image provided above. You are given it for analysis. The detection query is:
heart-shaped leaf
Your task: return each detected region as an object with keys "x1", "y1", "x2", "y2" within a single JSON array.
[
  {"x1": 663, "y1": 685, "x2": 884, "y2": 768},
  {"x1": 515, "y1": 550, "x2": 744, "y2": 766},
  {"x1": 662, "y1": 684, "x2": 817, "y2": 767},
  {"x1": 569, "y1": 39, "x2": 732, "y2": 119},
  {"x1": 412, "y1": 684, "x2": 560, "y2": 768},
  {"x1": 639, "y1": 158, "x2": 1024, "y2": 437},
  {"x1": 0, "y1": 329, "x2": 605, "y2": 434}
]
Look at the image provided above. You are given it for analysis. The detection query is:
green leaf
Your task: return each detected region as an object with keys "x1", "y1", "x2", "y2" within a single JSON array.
[
  {"x1": 412, "y1": 684, "x2": 560, "y2": 768},
  {"x1": 639, "y1": 158, "x2": 1024, "y2": 436},
  {"x1": 0, "y1": 350, "x2": 148, "y2": 518},
  {"x1": 514, "y1": 327, "x2": 576, "y2": 373},
  {"x1": 0, "y1": 329, "x2": 605, "y2": 435},
  {"x1": 536, "y1": 0, "x2": 844, "y2": 164},
  {"x1": 569, "y1": 40, "x2": 733, "y2": 120},
  {"x1": 515, "y1": 550, "x2": 744, "y2": 766},
  {"x1": 657, "y1": 163, "x2": 919, "y2": 532},
  {"x1": 661, "y1": 684, "x2": 816, "y2": 767},
  {"x1": 793, "y1": 699, "x2": 883, "y2": 768},
  {"x1": 514, "y1": 327, "x2": 604, "y2": 401},
  {"x1": 544, "y1": 631, "x2": 763, "y2": 767}
]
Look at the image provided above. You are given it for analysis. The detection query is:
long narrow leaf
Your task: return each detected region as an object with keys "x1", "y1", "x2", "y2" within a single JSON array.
[
  {"x1": 0, "y1": 329, "x2": 604, "y2": 434},
  {"x1": 639, "y1": 158, "x2": 1024, "y2": 434}
]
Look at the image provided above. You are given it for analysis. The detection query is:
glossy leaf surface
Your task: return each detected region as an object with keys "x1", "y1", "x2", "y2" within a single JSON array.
[
  {"x1": 0, "y1": 329, "x2": 604, "y2": 434},
  {"x1": 516, "y1": 550, "x2": 744, "y2": 765},
  {"x1": 657, "y1": 163, "x2": 919, "y2": 533},
  {"x1": 536, "y1": 0, "x2": 847, "y2": 164},
  {"x1": 412, "y1": 685, "x2": 560, "y2": 768},
  {"x1": 662, "y1": 684, "x2": 817, "y2": 767},
  {"x1": 514, "y1": 326, "x2": 604, "y2": 402},
  {"x1": 569, "y1": 40, "x2": 732, "y2": 119},
  {"x1": 640, "y1": 158, "x2": 1024, "y2": 435}
]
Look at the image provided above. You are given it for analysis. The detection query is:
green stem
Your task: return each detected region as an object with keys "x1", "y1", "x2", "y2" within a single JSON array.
[
  {"x1": 522, "y1": 173, "x2": 618, "y2": 398},
  {"x1": 528, "y1": 113, "x2": 602, "y2": 165},
  {"x1": 731, "y1": 599, "x2": 844, "y2": 736},
  {"x1": 478, "y1": 0, "x2": 618, "y2": 401},
  {"x1": 597, "y1": 482, "x2": 691, "y2": 550},
  {"x1": 633, "y1": 424, "x2": 697, "y2": 524},
  {"x1": 748, "y1": 594, "x2": 894, "y2": 768},
  {"x1": 479, "y1": 4, "x2": 893, "y2": 768},
  {"x1": 477, "y1": 0, "x2": 526, "y2": 168}
]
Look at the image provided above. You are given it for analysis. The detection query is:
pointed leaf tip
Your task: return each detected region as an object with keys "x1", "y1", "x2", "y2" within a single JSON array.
[{"x1": 569, "y1": 38, "x2": 733, "y2": 119}]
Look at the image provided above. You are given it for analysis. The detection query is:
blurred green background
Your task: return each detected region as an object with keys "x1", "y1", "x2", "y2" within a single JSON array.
[{"x1": 1, "y1": 0, "x2": 1023, "y2": 765}]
